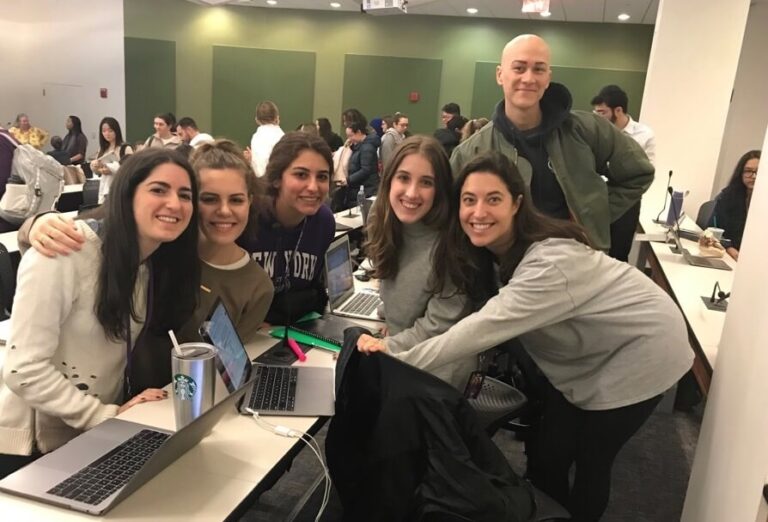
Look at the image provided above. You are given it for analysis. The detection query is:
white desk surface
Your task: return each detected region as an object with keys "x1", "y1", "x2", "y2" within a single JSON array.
[
  {"x1": 0, "y1": 332, "x2": 335, "y2": 520},
  {"x1": 333, "y1": 206, "x2": 364, "y2": 236},
  {"x1": 0, "y1": 210, "x2": 79, "y2": 255},
  {"x1": 638, "y1": 214, "x2": 736, "y2": 370},
  {"x1": 63, "y1": 184, "x2": 84, "y2": 194}
]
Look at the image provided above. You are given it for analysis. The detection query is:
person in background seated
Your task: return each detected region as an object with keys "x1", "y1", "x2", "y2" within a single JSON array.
[
  {"x1": 9, "y1": 113, "x2": 48, "y2": 150},
  {"x1": 241, "y1": 131, "x2": 335, "y2": 325},
  {"x1": 708, "y1": 149, "x2": 760, "y2": 261},
  {"x1": 344, "y1": 118, "x2": 380, "y2": 208},
  {"x1": 47, "y1": 136, "x2": 72, "y2": 166},
  {"x1": 143, "y1": 112, "x2": 182, "y2": 150},
  {"x1": 61, "y1": 115, "x2": 88, "y2": 164},
  {"x1": 0, "y1": 149, "x2": 200, "y2": 479},
  {"x1": 316, "y1": 117, "x2": 343, "y2": 152},
  {"x1": 360, "y1": 151, "x2": 693, "y2": 522},
  {"x1": 249, "y1": 100, "x2": 284, "y2": 178},
  {"x1": 356, "y1": 136, "x2": 475, "y2": 389},
  {"x1": 90, "y1": 117, "x2": 133, "y2": 203}
]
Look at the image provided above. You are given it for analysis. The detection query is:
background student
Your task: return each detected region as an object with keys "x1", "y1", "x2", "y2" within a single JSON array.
[
  {"x1": 143, "y1": 112, "x2": 182, "y2": 150},
  {"x1": 90, "y1": 117, "x2": 133, "y2": 203},
  {"x1": 356, "y1": 135, "x2": 475, "y2": 389},
  {"x1": 0, "y1": 149, "x2": 200, "y2": 479},
  {"x1": 360, "y1": 151, "x2": 693, "y2": 522},
  {"x1": 61, "y1": 115, "x2": 88, "y2": 165}
]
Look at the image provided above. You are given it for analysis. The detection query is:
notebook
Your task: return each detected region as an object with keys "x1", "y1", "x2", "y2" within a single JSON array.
[
  {"x1": 324, "y1": 235, "x2": 384, "y2": 321},
  {"x1": 199, "y1": 298, "x2": 335, "y2": 417},
  {"x1": 0, "y1": 378, "x2": 250, "y2": 516}
]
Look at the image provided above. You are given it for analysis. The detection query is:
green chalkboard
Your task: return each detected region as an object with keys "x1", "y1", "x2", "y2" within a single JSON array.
[
  {"x1": 124, "y1": 37, "x2": 176, "y2": 144},
  {"x1": 211, "y1": 46, "x2": 316, "y2": 148},
  {"x1": 342, "y1": 55, "x2": 443, "y2": 136},
  {"x1": 471, "y1": 61, "x2": 647, "y2": 121}
]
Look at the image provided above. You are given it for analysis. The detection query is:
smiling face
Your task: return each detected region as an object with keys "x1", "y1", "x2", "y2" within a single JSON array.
[
  {"x1": 198, "y1": 167, "x2": 251, "y2": 247},
  {"x1": 19, "y1": 115, "x2": 31, "y2": 131},
  {"x1": 742, "y1": 158, "x2": 759, "y2": 191},
  {"x1": 496, "y1": 35, "x2": 552, "y2": 113},
  {"x1": 274, "y1": 149, "x2": 330, "y2": 223},
  {"x1": 459, "y1": 172, "x2": 520, "y2": 256},
  {"x1": 154, "y1": 117, "x2": 171, "y2": 139},
  {"x1": 133, "y1": 162, "x2": 194, "y2": 259},
  {"x1": 388, "y1": 153, "x2": 436, "y2": 225}
]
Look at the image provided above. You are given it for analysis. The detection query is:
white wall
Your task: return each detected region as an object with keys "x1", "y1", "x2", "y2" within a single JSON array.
[
  {"x1": 0, "y1": 0, "x2": 125, "y2": 157},
  {"x1": 640, "y1": 0, "x2": 750, "y2": 217},
  {"x1": 713, "y1": 1, "x2": 768, "y2": 196},
  {"x1": 681, "y1": 123, "x2": 768, "y2": 521}
]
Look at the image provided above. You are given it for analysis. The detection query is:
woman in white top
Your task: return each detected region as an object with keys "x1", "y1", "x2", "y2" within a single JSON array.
[
  {"x1": 249, "y1": 100, "x2": 284, "y2": 177},
  {"x1": 90, "y1": 117, "x2": 134, "y2": 203},
  {"x1": 360, "y1": 151, "x2": 693, "y2": 522},
  {"x1": 0, "y1": 149, "x2": 200, "y2": 479}
]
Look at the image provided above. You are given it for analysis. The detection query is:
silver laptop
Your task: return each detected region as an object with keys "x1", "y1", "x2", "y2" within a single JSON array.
[
  {"x1": 324, "y1": 235, "x2": 383, "y2": 321},
  {"x1": 0, "y1": 379, "x2": 250, "y2": 516},
  {"x1": 671, "y1": 229, "x2": 732, "y2": 271},
  {"x1": 200, "y1": 298, "x2": 335, "y2": 417}
]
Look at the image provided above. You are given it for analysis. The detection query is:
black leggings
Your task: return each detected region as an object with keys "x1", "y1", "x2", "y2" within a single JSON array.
[
  {"x1": 526, "y1": 383, "x2": 663, "y2": 522},
  {"x1": 0, "y1": 452, "x2": 41, "y2": 480}
]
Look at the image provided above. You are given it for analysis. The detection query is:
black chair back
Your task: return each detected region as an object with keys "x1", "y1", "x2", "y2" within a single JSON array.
[{"x1": 0, "y1": 242, "x2": 17, "y2": 319}]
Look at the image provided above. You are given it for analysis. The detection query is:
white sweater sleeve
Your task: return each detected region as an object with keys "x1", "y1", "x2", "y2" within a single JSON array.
[
  {"x1": 2, "y1": 248, "x2": 119, "y2": 430},
  {"x1": 394, "y1": 253, "x2": 577, "y2": 372}
]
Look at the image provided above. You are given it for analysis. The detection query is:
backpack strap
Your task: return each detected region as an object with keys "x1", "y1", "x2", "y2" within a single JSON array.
[{"x1": 119, "y1": 142, "x2": 130, "y2": 158}]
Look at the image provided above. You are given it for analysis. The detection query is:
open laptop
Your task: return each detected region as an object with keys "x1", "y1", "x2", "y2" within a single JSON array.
[
  {"x1": 199, "y1": 298, "x2": 335, "y2": 417},
  {"x1": 670, "y1": 228, "x2": 732, "y2": 271},
  {"x1": 0, "y1": 377, "x2": 251, "y2": 516},
  {"x1": 324, "y1": 235, "x2": 383, "y2": 321}
]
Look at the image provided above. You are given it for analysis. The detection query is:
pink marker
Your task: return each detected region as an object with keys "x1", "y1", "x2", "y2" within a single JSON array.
[{"x1": 286, "y1": 338, "x2": 306, "y2": 362}]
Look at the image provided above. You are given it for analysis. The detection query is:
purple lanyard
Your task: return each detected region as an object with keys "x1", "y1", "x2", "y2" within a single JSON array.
[{"x1": 124, "y1": 263, "x2": 154, "y2": 400}]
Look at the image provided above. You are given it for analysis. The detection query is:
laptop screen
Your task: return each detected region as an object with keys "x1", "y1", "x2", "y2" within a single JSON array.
[
  {"x1": 205, "y1": 301, "x2": 250, "y2": 393},
  {"x1": 325, "y1": 237, "x2": 355, "y2": 306}
]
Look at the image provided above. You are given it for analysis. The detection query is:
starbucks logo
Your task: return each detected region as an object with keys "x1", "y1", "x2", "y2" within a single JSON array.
[{"x1": 173, "y1": 374, "x2": 197, "y2": 400}]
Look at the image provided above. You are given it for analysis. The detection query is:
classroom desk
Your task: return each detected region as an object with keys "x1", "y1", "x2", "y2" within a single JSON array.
[
  {"x1": 637, "y1": 214, "x2": 736, "y2": 393},
  {"x1": 333, "y1": 205, "x2": 365, "y2": 237},
  {"x1": 0, "y1": 332, "x2": 336, "y2": 521}
]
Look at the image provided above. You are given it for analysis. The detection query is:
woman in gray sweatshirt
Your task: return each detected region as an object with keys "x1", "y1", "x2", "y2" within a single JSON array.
[
  {"x1": 358, "y1": 136, "x2": 475, "y2": 389},
  {"x1": 360, "y1": 151, "x2": 693, "y2": 522}
]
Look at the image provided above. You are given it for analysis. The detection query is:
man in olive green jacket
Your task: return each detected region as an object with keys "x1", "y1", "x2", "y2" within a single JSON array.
[{"x1": 450, "y1": 35, "x2": 654, "y2": 254}]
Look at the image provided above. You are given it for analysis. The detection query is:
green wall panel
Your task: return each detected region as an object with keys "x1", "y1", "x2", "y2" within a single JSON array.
[
  {"x1": 124, "y1": 37, "x2": 176, "y2": 144},
  {"x1": 471, "y1": 61, "x2": 647, "y2": 121},
  {"x1": 341, "y1": 55, "x2": 442, "y2": 136},
  {"x1": 211, "y1": 46, "x2": 315, "y2": 148}
]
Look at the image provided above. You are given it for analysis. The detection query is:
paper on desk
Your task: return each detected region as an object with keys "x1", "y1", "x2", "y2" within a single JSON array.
[{"x1": 635, "y1": 233, "x2": 668, "y2": 242}]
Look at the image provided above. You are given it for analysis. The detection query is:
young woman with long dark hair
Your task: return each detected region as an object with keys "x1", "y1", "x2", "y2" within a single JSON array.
[
  {"x1": 0, "y1": 149, "x2": 200, "y2": 479},
  {"x1": 62, "y1": 115, "x2": 88, "y2": 164},
  {"x1": 360, "y1": 151, "x2": 693, "y2": 522},
  {"x1": 90, "y1": 117, "x2": 134, "y2": 202}
]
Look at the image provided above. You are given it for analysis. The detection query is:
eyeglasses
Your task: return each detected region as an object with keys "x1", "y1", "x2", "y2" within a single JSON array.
[{"x1": 743, "y1": 168, "x2": 759, "y2": 178}]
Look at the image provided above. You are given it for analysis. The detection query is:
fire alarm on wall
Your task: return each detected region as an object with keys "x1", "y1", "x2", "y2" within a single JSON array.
[
  {"x1": 409, "y1": 91, "x2": 420, "y2": 103},
  {"x1": 100, "y1": 88, "x2": 108, "y2": 98}
]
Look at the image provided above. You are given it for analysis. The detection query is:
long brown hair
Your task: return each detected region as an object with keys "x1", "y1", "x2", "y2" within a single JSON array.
[
  {"x1": 365, "y1": 135, "x2": 453, "y2": 280},
  {"x1": 431, "y1": 151, "x2": 591, "y2": 302}
]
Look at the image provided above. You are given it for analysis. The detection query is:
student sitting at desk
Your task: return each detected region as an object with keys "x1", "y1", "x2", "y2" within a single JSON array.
[
  {"x1": 240, "y1": 132, "x2": 335, "y2": 325},
  {"x1": 708, "y1": 149, "x2": 760, "y2": 261},
  {"x1": 359, "y1": 151, "x2": 693, "y2": 522},
  {"x1": 356, "y1": 136, "x2": 475, "y2": 389},
  {"x1": 0, "y1": 149, "x2": 200, "y2": 479}
]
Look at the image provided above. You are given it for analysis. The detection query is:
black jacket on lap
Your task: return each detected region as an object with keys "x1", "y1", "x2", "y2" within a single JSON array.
[{"x1": 326, "y1": 327, "x2": 536, "y2": 522}]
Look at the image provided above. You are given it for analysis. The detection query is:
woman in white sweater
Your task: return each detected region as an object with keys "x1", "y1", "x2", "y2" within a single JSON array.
[
  {"x1": 0, "y1": 148, "x2": 200, "y2": 478},
  {"x1": 357, "y1": 136, "x2": 474, "y2": 389},
  {"x1": 360, "y1": 151, "x2": 693, "y2": 522}
]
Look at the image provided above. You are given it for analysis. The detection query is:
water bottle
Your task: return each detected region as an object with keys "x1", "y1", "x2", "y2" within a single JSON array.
[
  {"x1": 356, "y1": 186, "x2": 366, "y2": 217},
  {"x1": 666, "y1": 190, "x2": 684, "y2": 226}
]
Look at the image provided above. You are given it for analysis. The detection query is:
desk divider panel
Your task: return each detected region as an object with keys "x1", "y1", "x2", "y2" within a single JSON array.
[
  {"x1": 342, "y1": 55, "x2": 443, "y2": 136},
  {"x1": 471, "y1": 61, "x2": 647, "y2": 121},
  {"x1": 212, "y1": 46, "x2": 316, "y2": 148},
  {"x1": 124, "y1": 37, "x2": 176, "y2": 145}
]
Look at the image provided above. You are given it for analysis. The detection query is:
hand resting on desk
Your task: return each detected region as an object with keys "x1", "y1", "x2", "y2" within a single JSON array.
[{"x1": 117, "y1": 388, "x2": 168, "y2": 414}]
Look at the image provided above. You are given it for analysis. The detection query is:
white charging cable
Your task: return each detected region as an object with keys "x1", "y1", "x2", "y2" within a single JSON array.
[{"x1": 245, "y1": 408, "x2": 331, "y2": 521}]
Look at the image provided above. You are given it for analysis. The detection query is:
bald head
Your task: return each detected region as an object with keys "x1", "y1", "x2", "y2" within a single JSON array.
[
  {"x1": 496, "y1": 34, "x2": 552, "y2": 127},
  {"x1": 501, "y1": 34, "x2": 551, "y2": 66}
]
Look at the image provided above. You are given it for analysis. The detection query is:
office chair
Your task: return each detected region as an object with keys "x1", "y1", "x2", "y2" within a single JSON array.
[
  {"x1": 78, "y1": 178, "x2": 101, "y2": 213},
  {"x1": 696, "y1": 199, "x2": 716, "y2": 230},
  {"x1": 0, "y1": 242, "x2": 17, "y2": 320}
]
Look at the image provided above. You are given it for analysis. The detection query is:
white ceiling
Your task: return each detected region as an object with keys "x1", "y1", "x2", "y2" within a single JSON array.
[{"x1": 191, "y1": 0, "x2": 660, "y2": 24}]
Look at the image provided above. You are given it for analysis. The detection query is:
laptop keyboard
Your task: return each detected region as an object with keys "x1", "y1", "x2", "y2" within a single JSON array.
[
  {"x1": 339, "y1": 292, "x2": 381, "y2": 316},
  {"x1": 47, "y1": 429, "x2": 170, "y2": 505},
  {"x1": 249, "y1": 365, "x2": 298, "y2": 412}
]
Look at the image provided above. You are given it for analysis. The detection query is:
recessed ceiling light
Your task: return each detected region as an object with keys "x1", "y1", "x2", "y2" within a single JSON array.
[
  {"x1": 466, "y1": 7, "x2": 478, "y2": 14},
  {"x1": 540, "y1": 11, "x2": 551, "y2": 17},
  {"x1": 330, "y1": 2, "x2": 341, "y2": 7},
  {"x1": 266, "y1": 0, "x2": 277, "y2": 5},
  {"x1": 617, "y1": 13, "x2": 630, "y2": 21}
]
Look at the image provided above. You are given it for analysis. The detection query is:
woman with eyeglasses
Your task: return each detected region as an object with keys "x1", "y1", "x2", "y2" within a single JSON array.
[{"x1": 708, "y1": 149, "x2": 760, "y2": 261}]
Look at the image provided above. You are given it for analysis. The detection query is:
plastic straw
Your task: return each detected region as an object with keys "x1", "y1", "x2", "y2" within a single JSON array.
[{"x1": 168, "y1": 330, "x2": 184, "y2": 357}]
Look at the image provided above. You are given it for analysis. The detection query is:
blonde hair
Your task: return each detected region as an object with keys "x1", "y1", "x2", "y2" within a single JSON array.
[{"x1": 255, "y1": 101, "x2": 279, "y2": 125}]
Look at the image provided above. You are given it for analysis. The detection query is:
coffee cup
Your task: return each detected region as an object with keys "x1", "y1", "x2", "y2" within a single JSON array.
[
  {"x1": 171, "y1": 342, "x2": 216, "y2": 429},
  {"x1": 706, "y1": 227, "x2": 725, "y2": 241}
]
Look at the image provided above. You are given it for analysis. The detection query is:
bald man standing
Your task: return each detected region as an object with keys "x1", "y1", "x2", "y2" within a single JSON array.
[{"x1": 450, "y1": 35, "x2": 653, "y2": 257}]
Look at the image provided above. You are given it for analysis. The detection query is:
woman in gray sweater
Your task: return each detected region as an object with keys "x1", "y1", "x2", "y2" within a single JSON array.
[
  {"x1": 358, "y1": 136, "x2": 475, "y2": 389},
  {"x1": 360, "y1": 151, "x2": 693, "y2": 522}
]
